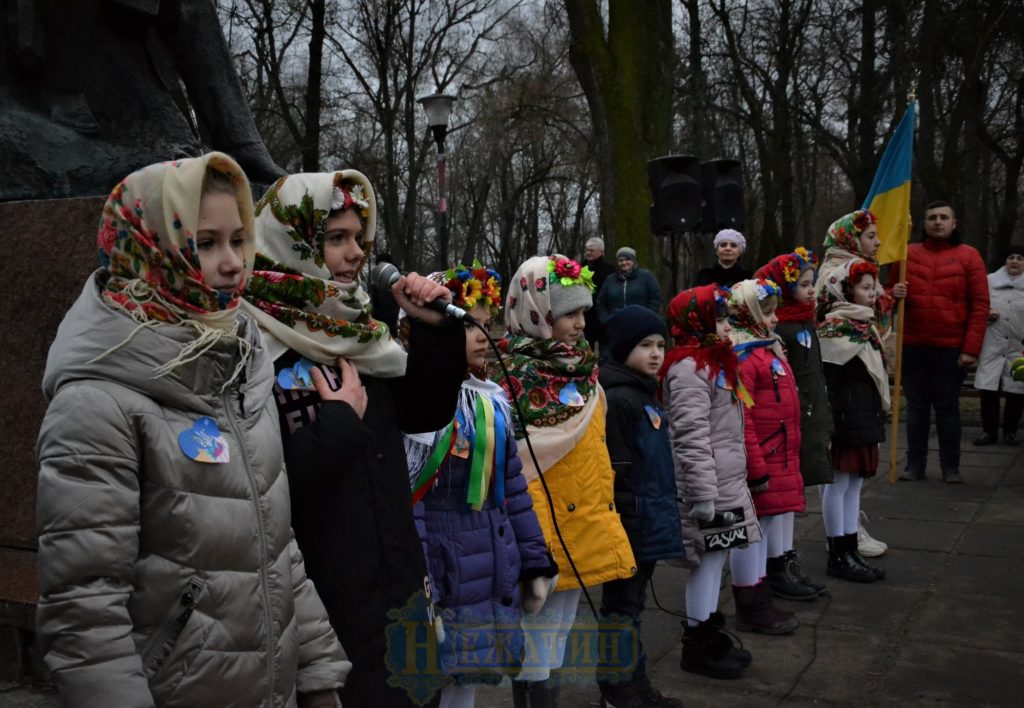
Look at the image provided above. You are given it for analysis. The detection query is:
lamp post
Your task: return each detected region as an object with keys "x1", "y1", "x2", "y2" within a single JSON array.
[{"x1": 417, "y1": 92, "x2": 456, "y2": 269}]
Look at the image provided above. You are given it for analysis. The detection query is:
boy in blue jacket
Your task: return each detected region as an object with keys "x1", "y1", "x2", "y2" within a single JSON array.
[{"x1": 596, "y1": 305, "x2": 684, "y2": 708}]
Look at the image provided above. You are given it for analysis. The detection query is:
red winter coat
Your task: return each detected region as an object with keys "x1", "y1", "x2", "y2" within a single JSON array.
[
  {"x1": 887, "y1": 239, "x2": 990, "y2": 355},
  {"x1": 738, "y1": 347, "x2": 805, "y2": 517}
]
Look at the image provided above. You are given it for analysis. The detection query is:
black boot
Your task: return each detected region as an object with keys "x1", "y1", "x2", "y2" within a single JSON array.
[
  {"x1": 767, "y1": 554, "x2": 819, "y2": 601},
  {"x1": 681, "y1": 619, "x2": 745, "y2": 679},
  {"x1": 844, "y1": 532, "x2": 886, "y2": 580},
  {"x1": 513, "y1": 680, "x2": 529, "y2": 708},
  {"x1": 826, "y1": 536, "x2": 875, "y2": 583},
  {"x1": 784, "y1": 549, "x2": 827, "y2": 595},
  {"x1": 708, "y1": 611, "x2": 752, "y2": 667},
  {"x1": 732, "y1": 583, "x2": 798, "y2": 635}
]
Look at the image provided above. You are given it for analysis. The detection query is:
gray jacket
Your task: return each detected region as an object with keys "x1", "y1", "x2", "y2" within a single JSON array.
[
  {"x1": 36, "y1": 272, "x2": 349, "y2": 707},
  {"x1": 663, "y1": 358, "x2": 761, "y2": 567}
]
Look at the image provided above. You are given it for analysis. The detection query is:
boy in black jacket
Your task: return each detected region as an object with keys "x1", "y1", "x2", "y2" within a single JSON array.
[{"x1": 596, "y1": 305, "x2": 684, "y2": 708}]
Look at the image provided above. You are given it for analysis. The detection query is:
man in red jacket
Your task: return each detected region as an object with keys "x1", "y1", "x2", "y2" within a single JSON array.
[{"x1": 890, "y1": 201, "x2": 990, "y2": 483}]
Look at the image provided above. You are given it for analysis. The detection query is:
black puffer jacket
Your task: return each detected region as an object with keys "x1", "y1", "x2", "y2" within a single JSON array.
[
  {"x1": 274, "y1": 319, "x2": 466, "y2": 708},
  {"x1": 775, "y1": 321, "x2": 834, "y2": 486},
  {"x1": 823, "y1": 357, "x2": 885, "y2": 448}
]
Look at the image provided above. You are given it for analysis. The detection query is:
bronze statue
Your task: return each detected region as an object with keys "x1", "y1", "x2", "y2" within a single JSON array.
[{"x1": 0, "y1": 0, "x2": 284, "y2": 200}]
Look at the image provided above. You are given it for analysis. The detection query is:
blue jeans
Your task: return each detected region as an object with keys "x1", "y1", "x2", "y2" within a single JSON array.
[{"x1": 901, "y1": 346, "x2": 966, "y2": 473}]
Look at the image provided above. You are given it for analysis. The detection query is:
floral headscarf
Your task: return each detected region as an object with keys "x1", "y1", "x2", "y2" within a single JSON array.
[
  {"x1": 240, "y1": 171, "x2": 407, "y2": 377},
  {"x1": 493, "y1": 255, "x2": 600, "y2": 481},
  {"x1": 755, "y1": 248, "x2": 818, "y2": 323},
  {"x1": 728, "y1": 279, "x2": 785, "y2": 359},
  {"x1": 817, "y1": 209, "x2": 894, "y2": 336},
  {"x1": 661, "y1": 285, "x2": 748, "y2": 403},
  {"x1": 823, "y1": 210, "x2": 877, "y2": 255},
  {"x1": 818, "y1": 259, "x2": 890, "y2": 411},
  {"x1": 97, "y1": 152, "x2": 255, "y2": 329},
  {"x1": 504, "y1": 255, "x2": 595, "y2": 339}
]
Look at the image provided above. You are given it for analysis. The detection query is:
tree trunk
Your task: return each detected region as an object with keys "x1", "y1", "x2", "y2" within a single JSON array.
[{"x1": 564, "y1": 0, "x2": 673, "y2": 267}]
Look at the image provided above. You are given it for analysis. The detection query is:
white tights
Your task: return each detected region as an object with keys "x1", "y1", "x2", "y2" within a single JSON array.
[
  {"x1": 766, "y1": 511, "x2": 795, "y2": 558},
  {"x1": 439, "y1": 684, "x2": 477, "y2": 708},
  {"x1": 820, "y1": 472, "x2": 863, "y2": 537},
  {"x1": 729, "y1": 515, "x2": 779, "y2": 586},
  {"x1": 685, "y1": 550, "x2": 727, "y2": 626}
]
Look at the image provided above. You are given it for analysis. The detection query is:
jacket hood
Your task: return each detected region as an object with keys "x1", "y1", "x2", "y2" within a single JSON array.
[
  {"x1": 598, "y1": 359, "x2": 658, "y2": 396},
  {"x1": 43, "y1": 271, "x2": 272, "y2": 416}
]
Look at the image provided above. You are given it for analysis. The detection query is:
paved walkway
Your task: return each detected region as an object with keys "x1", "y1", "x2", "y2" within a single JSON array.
[
  {"x1": 3, "y1": 421, "x2": 1021, "y2": 707},
  {"x1": 475, "y1": 420, "x2": 1024, "y2": 706}
]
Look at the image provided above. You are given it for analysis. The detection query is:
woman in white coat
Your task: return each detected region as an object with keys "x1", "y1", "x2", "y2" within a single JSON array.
[{"x1": 974, "y1": 246, "x2": 1024, "y2": 446}]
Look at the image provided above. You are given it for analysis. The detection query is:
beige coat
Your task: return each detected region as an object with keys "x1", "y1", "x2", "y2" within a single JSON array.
[{"x1": 36, "y1": 273, "x2": 349, "y2": 708}]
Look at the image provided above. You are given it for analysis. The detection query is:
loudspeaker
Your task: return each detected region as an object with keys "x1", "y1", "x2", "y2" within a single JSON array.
[
  {"x1": 648, "y1": 155, "x2": 702, "y2": 234},
  {"x1": 700, "y1": 159, "x2": 744, "y2": 231}
]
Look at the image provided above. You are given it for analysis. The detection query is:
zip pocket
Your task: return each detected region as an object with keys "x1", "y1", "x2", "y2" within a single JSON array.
[{"x1": 140, "y1": 576, "x2": 206, "y2": 678}]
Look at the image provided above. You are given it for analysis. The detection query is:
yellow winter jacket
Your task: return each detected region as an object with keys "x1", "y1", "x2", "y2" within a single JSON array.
[{"x1": 527, "y1": 401, "x2": 637, "y2": 591}]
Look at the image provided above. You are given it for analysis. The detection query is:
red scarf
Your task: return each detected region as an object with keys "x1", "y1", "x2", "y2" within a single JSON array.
[{"x1": 660, "y1": 285, "x2": 741, "y2": 392}]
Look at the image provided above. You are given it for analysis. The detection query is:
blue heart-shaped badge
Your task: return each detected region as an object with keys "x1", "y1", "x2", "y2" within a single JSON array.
[
  {"x1": 558, "y1": 382, "x2": 585, "y2": 407},
  {"x1": 771, "y1": 358, "x2": 787, "y2": 376},
  {"x1": 277, "y1": 358, "x2": 315, "y2": 391},
  {"x1": 796, "y1": 329, "x2": 812, "y2": 349},
  {"x1": 644, "y1": 404, "x2": 662, "y2": 430},
  {"x1": 178, "y1": 417, "x2": 230, "y2": 463}
]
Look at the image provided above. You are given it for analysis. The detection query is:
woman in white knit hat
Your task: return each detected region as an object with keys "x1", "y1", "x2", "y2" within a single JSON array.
[{"x1": 695, "y1": 229, "x2": 753, "y2": 288}]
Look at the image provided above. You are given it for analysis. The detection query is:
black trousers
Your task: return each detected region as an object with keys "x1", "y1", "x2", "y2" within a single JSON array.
[{"x1": 979, "y1": 389, "x2": 1024, "y2": 436}]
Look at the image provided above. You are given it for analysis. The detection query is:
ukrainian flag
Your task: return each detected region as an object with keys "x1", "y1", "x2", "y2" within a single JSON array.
[{"x1": 863, "y1": 102, "x2": 917, "y2": 265}]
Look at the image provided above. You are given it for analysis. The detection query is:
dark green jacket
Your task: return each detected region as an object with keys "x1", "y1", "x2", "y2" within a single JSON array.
[{"x1": 775, "y1": 320, "x2": 834, "y2": 486}]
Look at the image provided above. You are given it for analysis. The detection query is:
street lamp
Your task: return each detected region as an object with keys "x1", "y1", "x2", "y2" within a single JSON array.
[{"x1": 417, "y1": 92, "x2": 456, "y2": 269}]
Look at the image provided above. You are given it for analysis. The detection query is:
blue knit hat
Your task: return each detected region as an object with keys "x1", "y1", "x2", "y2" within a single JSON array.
[{"x1": 604, "y1": 305, "x2": 668, "y2": 363}]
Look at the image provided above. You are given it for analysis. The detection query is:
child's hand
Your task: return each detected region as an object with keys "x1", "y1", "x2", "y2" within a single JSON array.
[
  {"x1": 688, "y1": 500, "x2": 716, "y2": 522},
  {"x1": 313, "y1": 357, "x2": 367, "y2": 419},
  {"x1": 892, "y1": 282, "x2": 908, "y2": 299}
]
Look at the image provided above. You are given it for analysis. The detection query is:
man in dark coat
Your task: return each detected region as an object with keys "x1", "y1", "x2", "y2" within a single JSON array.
[
  {"x1": 596, "y1": 247, "x2": 662, "y2": 356},
  {"x1": 583, "y1": 237, "x2": 616, "y2": 348}
]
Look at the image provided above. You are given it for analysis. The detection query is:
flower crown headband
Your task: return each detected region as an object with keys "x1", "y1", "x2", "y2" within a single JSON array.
[
  {"x1": 778, "y1": 247, "x2": 818, "y2": 289},
  {"x1": 443, "y1": 259, "x2": 502, "y2": 314},
  {"x1": 755, "y1": 279, "x2": 782, "y2": 301},
  {"x1": 331, "y1": 179, "x2": 370, "y2": 224},
  {"x1": 547, "y1": 256, "x2": 595, "y2": 292},
  {"x1": 845, "y1": 260, "x2": 879, "y2": 296}
]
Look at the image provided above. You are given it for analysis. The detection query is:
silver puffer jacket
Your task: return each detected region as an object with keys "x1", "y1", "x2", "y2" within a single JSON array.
[{"x1": 36, "y1": 273, "x2": 349, "y2": 707}]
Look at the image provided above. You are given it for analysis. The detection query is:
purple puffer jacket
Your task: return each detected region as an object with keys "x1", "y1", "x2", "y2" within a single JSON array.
[{"x1": 414, "y1": 431, "x2": 552, "y2": 681}]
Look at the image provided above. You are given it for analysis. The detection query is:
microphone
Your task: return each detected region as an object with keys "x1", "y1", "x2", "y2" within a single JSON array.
[{"x1": 371, "y1": 261, "x2": 475, "y2": 322}]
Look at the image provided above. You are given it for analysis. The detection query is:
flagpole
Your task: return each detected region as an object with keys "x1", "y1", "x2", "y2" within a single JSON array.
[{"x1": 888, "y1": 228, "x2": 910, "y2": 484}]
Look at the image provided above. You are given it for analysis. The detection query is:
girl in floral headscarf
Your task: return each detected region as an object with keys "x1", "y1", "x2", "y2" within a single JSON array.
[
  {"x1": 36, "y1": 154, "x2": 348, "y2": 708},
  {"x1": 726, "y1": 279, "x2": 806, "y2": 633},
  {"x1": 662, "y1": 285, "x2": 759, "y2": 680},
  {"x1": 818, "y1": 258, "x2": 889, "y2": 583},
  {"x1": 817, "y1": 210, "x2": 895, "y2": 336},
  {"x1": 404, "y1": 262, "x2": 555, "y2": 708},
  {"x1": 754, "y1": 249, "x2": 830, "y2": 599},
  {"x1": 243, "y1": 171, "x2": 468, "y2": 707},
  {"x1": 493, "y1": 255, "x2": 635, "y2": 706}
]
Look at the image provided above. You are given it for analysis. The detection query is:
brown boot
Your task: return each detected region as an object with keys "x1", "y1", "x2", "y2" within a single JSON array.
[{"x1": 733, "y1": 582, "x2": 798, "y2": 635}]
